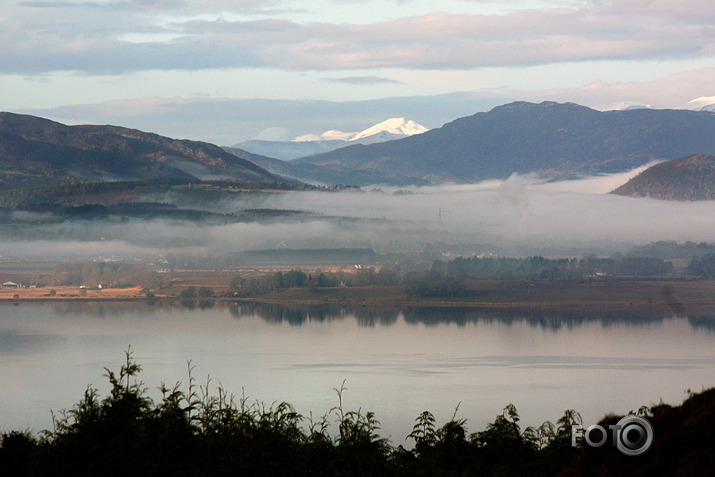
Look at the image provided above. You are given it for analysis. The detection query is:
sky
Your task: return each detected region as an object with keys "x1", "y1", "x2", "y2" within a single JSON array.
[{"x1": 2, "y1": 0, "x2": 714, "y2": 144}]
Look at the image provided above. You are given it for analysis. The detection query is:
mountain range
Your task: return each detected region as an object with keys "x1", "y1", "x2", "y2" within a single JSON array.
[
  {"x1": 611, "y1": 154, "x2": 715, "y2": 200},
  {"x1": 288, "y1": 101, "x2": 715, "y2": 185},
  {"x1": 234, "y1": 118, "x2": 428, "y2": 161},
  {"x1": 3, "y1": 101, "x2": 715, "y2": 194},
  {"x1": 0, "y1": 112, "x2": 278, "y2": 191}
]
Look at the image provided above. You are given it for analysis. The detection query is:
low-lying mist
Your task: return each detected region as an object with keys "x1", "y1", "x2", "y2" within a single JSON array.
[{"x1": 2, "y1": 166, "x2": 714, "y2": 262}]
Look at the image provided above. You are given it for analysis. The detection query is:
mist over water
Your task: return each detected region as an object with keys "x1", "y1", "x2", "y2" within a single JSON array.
[{"x1": 2, "y1": 167, "x2": 715, "y2": 261}]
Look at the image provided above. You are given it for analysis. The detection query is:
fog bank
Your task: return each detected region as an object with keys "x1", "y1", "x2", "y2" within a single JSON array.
[{"x1": 1, "y1": 170, "x2": 714, "y2": 261}]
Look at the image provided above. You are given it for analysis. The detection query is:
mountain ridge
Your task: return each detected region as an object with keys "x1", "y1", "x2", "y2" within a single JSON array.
[
  {"x1": 611, "y1": 154, "x2": 715, "y2": 200},
  {"x1": 6, "y1": 102, "x2": 715, "y2": 191},
  {"x1": 234, "y1": 117, "x2": 428, "y2": 161},
  {"x1": 0, "y1": 112, "x2": 280, "y2": 191},
  {"x1": 290, "y1": 101, "x2": 715, "y2": 184}
]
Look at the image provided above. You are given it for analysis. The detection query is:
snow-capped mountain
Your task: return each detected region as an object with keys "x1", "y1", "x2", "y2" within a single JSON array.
[
  {"x1": 233, "y1": 118, "x2": 428, "y2": 160},
  {"x1": 349, "y1": 118, "x2": 428, "y2": 143},
  {"x1": 680, "y1": 96, "x2": 715, "y2": 112}
]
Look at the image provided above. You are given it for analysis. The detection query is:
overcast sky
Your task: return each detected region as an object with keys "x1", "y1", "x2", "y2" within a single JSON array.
[{"x1": 2, "y1": 0, "x2": 714, "y2": 144}]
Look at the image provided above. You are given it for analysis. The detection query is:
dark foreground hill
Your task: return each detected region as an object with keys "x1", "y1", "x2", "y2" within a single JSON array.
[
  {"x1": 291, "y1": 102, "x2": 715, "y2": 185},
  {"x1": 611, "y1": 154, "x2": 715, "y2": 200},
  {"x1": 0, "y1": 112, "x2": 279, "y2": 191}
]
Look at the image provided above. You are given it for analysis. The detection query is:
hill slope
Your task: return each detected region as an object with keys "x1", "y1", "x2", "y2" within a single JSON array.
[
  {"x1": 611, "y1": 154, "x2": 715, "y2": 200},
  {"x1": 292, "y1": 102, "x2": 715, "y2": 185},
  {"x1": 223, "y1": 146, "x2": 428, "y2": 185},
  {"x1": 0, "y1": 112, "x2": 279, "y2": 191}
]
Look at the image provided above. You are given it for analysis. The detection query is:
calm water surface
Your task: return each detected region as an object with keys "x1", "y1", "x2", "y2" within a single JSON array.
[{"x1": 0, "y1": 302, "x2": 713, "y2": 445}]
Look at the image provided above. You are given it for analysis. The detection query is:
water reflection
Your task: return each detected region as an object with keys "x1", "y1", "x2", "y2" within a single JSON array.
[
  {"x1": 40, "y1": 300, "x2": 715, "y2": 331},
  {"x1": 227, "y1": 302, "x2": 715, "y2": 331},
  {"x1": 0, "y1": 301, "x2": 713, "y2": 444},
  {"x1": 0, "y1": 331, "x2": 62, "y2": 353}
]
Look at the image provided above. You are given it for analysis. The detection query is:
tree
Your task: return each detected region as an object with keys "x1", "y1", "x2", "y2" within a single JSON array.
[
  {"x1": 283, "y1": 269, "x2": 307, "y2": 288},
  {"x1": 376, "y1": 267, "x2": 400, "y2": 286},
  {"x1": 687, "y1": 253, "x2": 715, "y2": 278},
  {"x1": 472, "y1": 404, "x2": 536, "y2": 466},
  {"x1": 179, "y1": 287, "x2": 197, "y2": 298},
  {"x1": 197, "y1": 287, "x2": 213, "y2": 298}
]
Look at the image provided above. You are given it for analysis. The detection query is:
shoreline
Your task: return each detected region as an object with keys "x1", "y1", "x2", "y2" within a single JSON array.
[{"x1": 2, "y1": 280, "x2": 715, "y2": 316}]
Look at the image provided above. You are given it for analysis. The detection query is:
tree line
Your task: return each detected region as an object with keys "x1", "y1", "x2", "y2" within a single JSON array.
[
  {"x1": 686, "y1": 253, "x2": 715, "y2": 279},
  {"x1": 228, "y1": 252, "x2": 676, "y2": 299},
  {"x1": 444, "y1": 255, "x2": 674, "y2": 280},
  {"x1": 229, "y1": 267, "x2": 401, "y2": 297}
]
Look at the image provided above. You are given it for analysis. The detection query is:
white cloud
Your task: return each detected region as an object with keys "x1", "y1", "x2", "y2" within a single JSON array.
[
  {"x1": 325, "y1": 76, "x2": 403, "y2": 85},
  {"x1": 2, "y1": 1, "x2": 714, "y2": 74},
  {"x1": 1, "y1": 0, "x2": 713, "y2": 144},
  {"x1": 16, "y1": 66, "x2": 713, "y2": 145},
  {"x1": 21, "y1": 92, "x2": 501, "y2": 144},
  {"x1": 515, "y1": 67, "x2": 715, "y2": 111}
]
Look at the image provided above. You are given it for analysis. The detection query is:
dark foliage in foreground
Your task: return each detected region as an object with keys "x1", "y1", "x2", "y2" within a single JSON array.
[{"x1": 1, "y1": 351, "x2": 712, "y2": 476}]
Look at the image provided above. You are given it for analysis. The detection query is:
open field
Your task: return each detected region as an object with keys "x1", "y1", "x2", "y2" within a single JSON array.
[{"x1": 0, "y1": 285, "x2": 146, "y2": 300}]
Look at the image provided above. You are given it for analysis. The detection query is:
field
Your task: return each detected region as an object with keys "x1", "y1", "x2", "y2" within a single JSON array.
[{"x1": 0, "y1": 285, "x2": 145, "y2": 300}]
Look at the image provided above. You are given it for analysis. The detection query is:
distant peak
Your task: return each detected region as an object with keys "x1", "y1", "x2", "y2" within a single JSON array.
[
  {"x1": 250, "y1": 127, "x2": 297, "y2": 142},
  {"x1": 490, "y1": 101, "x2": 596, "y2": 115},
  {"x1": 319, "y1": 130, "x2": 355, "y2": 142},
  {"x1": 349, "y1": 117, "x2": 428, "y2": 142},
  {"x1": 607, "y1": 101, "x2": 653, "y2": 111},
  {"x1": 238, "y1": 117, "x2": 429, "y2": 148}
]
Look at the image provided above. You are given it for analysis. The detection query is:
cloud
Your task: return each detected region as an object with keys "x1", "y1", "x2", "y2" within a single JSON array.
[
  {"x1": 17, "y1": 172, "x2": 715, "y2": 260},
  {"x1": 2, "y1": 1, "x2": 714, "y2": 74},
  {"x1": 4, "y1": 168, "x2": 715, "y2": 263},
  {"x1": 19, "y1": 65, "x2": 713, "y2": 145},
  {"x1": 513, "y1": 67, "x2": 715, "y2": 111},
  {"x1": 257, "y1": 175, "x2": 715, "y2": 252},
  {"x1": 24, "y1": 92, "x2": 502, "y2": 144},
  {"x1": 325, "y1": 76, "x2": 403, "y2": 85},
  {"x1": 536, "y1": 162, "x2": 662, "y2": 194},
  {"x1": 19, "y1": 0, "x2": 264, "y2": 11}
]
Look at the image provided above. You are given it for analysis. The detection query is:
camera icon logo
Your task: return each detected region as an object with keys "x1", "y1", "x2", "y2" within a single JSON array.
[
  {"x1": 572, "y1": 415, "x2": 654, "y2": 456},
  {"x1": 613, "y1": 415, "x2": 654, "y2": 456}
]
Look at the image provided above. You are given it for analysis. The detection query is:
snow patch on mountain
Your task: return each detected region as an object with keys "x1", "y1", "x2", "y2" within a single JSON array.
[
  {"x1": 322, "y1": 130, "x2": 357, "y2": 141},
  {"x1": 294, "y1": 130, "x2": 356, "y2": 142},
  {"x1": 234, "y1": 118, "x2": 429, "y2": 160},
  {"x1": 607, "y1": 101, "x2": 652, "y2": 111},
  {"x1": 680, "y1": 96, "x2": 715, "y2": 112},
  {"x1": 349, "y1": 118, "x2": 428, "y2": 142}
]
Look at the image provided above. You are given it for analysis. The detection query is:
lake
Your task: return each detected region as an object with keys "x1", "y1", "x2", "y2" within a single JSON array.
[{"x1": 0, "y1": 301, "x2": 713, "y2": 446}]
